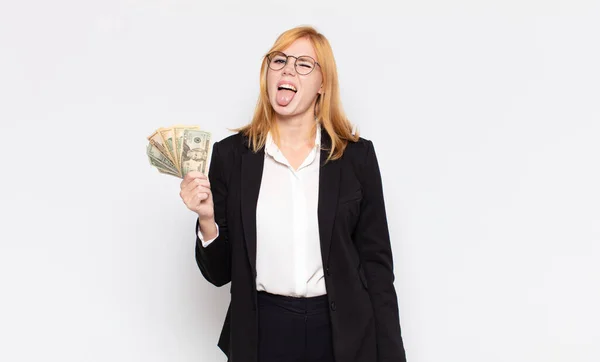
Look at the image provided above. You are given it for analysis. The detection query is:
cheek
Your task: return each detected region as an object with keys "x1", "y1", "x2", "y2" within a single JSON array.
[
  {"x1": 266, "y1": 72, "x2": 277, "y2": 95},
  {"x1": 300, "y1": 79, "x2": 322, "y2": 99}
]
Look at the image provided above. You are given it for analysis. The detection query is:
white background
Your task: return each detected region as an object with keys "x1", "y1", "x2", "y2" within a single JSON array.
[{"x1": 1, "y1": 1, "x2": 599, "y2": 361}]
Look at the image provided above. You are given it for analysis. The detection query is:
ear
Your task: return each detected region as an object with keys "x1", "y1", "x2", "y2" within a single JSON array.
[{"x1": 318, "y1": 83, "x2": 323, "y2": 95}]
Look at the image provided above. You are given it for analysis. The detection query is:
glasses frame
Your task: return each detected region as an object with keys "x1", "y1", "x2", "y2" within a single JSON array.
[{"x1": 266, "y1": 51, "x2": 321, "y2": 75}]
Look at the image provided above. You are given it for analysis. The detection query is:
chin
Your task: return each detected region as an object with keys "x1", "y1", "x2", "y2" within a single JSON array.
[
  {"x1": 273, "y1": 106, "x2": 296, "y2": 117},
  {"x1": 275, "y1": 107, "x2": 310, "y2": 120}
]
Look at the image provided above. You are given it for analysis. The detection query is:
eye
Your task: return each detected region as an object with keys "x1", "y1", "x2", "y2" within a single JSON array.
[
  {"x1": 297, "y1": 57, "x2": 314, "y2": 69},
  {"x1": 271, "y1": 53, "x2": 287, "y2": 64}
]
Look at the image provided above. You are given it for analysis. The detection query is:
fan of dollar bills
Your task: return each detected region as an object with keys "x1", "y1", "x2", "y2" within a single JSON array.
[{"x1": 146, "y1": 126, "x2": 212, "y2": 178}]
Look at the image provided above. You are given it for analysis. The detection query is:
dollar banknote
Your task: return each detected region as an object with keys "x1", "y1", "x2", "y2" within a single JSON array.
[
  {"x1": 147, "y1": 143, "x2": 176, "y2": 170},
  {"x1": 181, "y1": 129, "x2": 211, "y2": 177},
  {"x1": 174, "y1": 126, "x2": 199, "y2": 171},
  {"x1": 147, "y1": 126, "x2": 211, "y2": 178}
]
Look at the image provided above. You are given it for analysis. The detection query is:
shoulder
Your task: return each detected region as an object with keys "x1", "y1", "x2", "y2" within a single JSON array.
[
  {"x1": 212, "y1": 132, "x2": 246, "y2": 156},
  {"x1": 344, "y1": 136, "x2": 373, "y2": 154},
  {"x1": 339, "y1": 136, "x2": 383, "y2": 181},
  {"x1": 343, "y1": 136, "x2": 376, "y2": 164},
  {"x1": 214, "y1": 132, "x2": 244, "y2": 150}
]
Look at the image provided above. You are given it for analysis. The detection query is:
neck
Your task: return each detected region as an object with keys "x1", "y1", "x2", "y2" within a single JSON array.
[{"x1": 274, "y1": 109, "x2": 317, "y2": 149}]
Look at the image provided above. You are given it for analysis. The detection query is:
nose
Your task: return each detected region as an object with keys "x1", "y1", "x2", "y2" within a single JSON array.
[{"x1": 282, "y1": 56, "x2": 296, "y2": 76}]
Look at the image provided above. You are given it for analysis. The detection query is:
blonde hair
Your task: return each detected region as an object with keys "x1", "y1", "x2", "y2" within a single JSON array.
[{"x1": 235, "y1": 25, "x2": 359, "y2": 161}]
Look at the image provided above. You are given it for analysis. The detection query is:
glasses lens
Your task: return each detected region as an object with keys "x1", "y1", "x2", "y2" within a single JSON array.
[
  {"x1": 296, "y1": 56, "x2": 315, "y2": 75},
  {"x1": 268, "y1": 52, "x2": 287, "y2": 70}
]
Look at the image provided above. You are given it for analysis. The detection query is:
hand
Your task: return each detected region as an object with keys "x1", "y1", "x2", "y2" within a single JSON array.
[{"x1": 180, "y1": 171, "x2": 214, "y2": 221}]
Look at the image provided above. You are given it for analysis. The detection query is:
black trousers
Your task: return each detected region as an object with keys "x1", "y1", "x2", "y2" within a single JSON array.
[{"x1": 257, "y1": 291, "x2": 335, "y2": 362}]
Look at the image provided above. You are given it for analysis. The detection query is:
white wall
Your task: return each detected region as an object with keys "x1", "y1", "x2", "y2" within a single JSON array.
[{"x1": 1, "y1": 1, "x2": 599, "y2": 361}]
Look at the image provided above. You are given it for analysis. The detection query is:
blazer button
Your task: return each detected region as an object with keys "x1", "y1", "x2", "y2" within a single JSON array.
[
  {"x1": 330, "y1": 301, "x2": 336, "y2": 311},
  {"x1": 326, "y1": 267, "x2": 331, "y2": 276}
]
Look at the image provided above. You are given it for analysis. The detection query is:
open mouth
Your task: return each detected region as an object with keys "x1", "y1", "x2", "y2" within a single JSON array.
[
  {"x1": 276, "y1": 83, "x2": 297, "y2": 106},
  {"x1": 278, "y1": 84, "x2": 297, "y2": 92}
]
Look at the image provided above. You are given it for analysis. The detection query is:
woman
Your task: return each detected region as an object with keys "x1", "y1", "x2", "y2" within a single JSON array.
[{"x1": 179, "y1": 26, "x2": 407, "y2": 362}]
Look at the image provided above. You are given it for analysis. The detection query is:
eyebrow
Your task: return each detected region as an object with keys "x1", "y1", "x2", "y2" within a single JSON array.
[{"x1": 279, "y1": 52, "x2": 314, "y2": 59}]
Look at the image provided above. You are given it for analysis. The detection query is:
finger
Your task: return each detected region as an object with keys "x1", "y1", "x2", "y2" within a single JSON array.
[
  {"x1": 192, "y1": 178, "x2": 211, "y2": 190},
  {"x1": 193, "y1": 185, "x2": 212, "y2": 197},
  {"x1": 181, "y1": 176, "x2": 198, "y2": 191},
  {"x1": 186, "y1": 191, "x2": 205, "y2": 209},
  {"x1": 182, "y1": 193, "x2": 196, "y2": 210},
  {"x1": 181, "y1": 176, "x2": 194, "y2": 190},
  {"x1": 181, "y1": 172, "x2": 207, "y2": 189},
  {"x1": 187, "y1": 171, "x2": 207, "y2": 180},
  {"x1": 196, "y1": 191, "x2": 210, "y2": 202},
  {"x1": 183, "y1": 185, "x2": 210, "y2": 203},
  {"x1": 187, "y1": 185, "x2": 211, "y2": 199},
  {"x1": 189, "y1": 192, "x2": 209, "y2": 211},
  {"x1": 184, "y1": 179, "x2": 211, "y2": 194},
  {"x1": 193, "y1": 183, "x2": 210, "y2": 198}
]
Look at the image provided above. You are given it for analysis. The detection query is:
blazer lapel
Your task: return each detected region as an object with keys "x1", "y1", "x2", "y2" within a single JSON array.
[
  {"x1": 317, "y1": 130, "x2": 341, "y2": 268},
  {"x1": 240, "y1": 141, "x2": 265, "y2": 278}
]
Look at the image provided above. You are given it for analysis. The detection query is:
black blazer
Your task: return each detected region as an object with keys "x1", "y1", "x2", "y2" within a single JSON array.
[{"x1": 195, "y1": 128, "x2": 407, "y2": 362}]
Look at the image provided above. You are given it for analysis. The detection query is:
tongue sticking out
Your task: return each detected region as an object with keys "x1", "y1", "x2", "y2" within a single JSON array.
[{"x1": 276, "y1": 89, "x2": 296, "y2": 107}]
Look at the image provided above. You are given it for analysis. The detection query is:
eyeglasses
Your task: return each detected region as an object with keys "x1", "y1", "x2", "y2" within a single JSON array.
[{"x1": 266, "y1": 51, "x2": 320, "y2": 75}]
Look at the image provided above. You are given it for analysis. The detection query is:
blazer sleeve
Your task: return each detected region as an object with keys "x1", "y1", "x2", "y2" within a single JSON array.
[
  {"x1": 194, "y1": 141, "x2": 232, "y2": 287},
  {"x1": 354, "y1": 140, "x2": 407, "y2": 362}
]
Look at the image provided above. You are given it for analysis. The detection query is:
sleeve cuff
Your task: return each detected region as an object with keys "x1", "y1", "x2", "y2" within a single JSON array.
[{"x1": 197, "y1": 222, "x2": 219, "y2": 248}]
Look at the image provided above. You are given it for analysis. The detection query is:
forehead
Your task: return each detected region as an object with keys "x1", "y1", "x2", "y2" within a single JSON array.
[{"x1": 281, "y1": 37, "x2": 317, "y2": 59}]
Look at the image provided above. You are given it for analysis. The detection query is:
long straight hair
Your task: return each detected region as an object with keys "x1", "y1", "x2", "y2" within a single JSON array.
[{"x1": 235, "y1": 26, "x2": 359, "y2": 161}]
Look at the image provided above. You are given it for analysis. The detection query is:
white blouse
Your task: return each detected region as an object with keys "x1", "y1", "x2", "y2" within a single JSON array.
[{"x1": 198, "y1": 126, "x2": 326, "y2": 297}]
